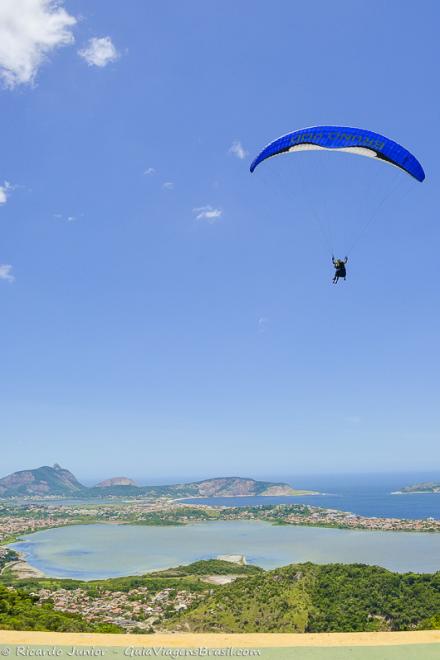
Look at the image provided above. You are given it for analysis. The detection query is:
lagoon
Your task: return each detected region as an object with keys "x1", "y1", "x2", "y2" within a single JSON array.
[{"x1": 10, "y1": 520, "x2": 440, "y2": 580}]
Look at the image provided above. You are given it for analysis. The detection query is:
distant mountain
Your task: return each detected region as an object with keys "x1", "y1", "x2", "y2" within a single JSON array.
[
  {"x1": 185, "y1": 477, "x2": 296, "y2": 497},
  {"x1": 0, "y1": 466, "x2": 312, "y2": 498},
  {"x1": 0, "y1": 464, "x2": 86, "y2": 497},
  {"x1": 95, "y1": 477, "x2": 137, "y2": 488},
  {"x1": 90, "y1": 476, "x2": 305, "y2": 498}
]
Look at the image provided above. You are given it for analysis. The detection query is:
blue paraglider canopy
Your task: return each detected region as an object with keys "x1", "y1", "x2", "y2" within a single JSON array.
[{"x1": 250, "y1": 125, "x2": 425, "y2": 182}]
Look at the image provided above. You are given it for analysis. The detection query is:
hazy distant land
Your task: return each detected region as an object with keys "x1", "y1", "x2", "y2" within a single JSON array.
[
  {"x1": 395, "y1": 482, "x2": 440, "y2": 494},
  {"x1": 0, "y1": 464, "x2": 317, "y2": 499}
]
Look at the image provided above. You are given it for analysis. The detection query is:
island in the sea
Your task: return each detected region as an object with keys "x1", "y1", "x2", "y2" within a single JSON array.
[{"x1": 394, "y1": 481, "x2": 440, "y2": 494}]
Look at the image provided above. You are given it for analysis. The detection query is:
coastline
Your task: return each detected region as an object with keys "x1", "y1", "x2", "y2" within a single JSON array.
[
  {"x1": 392, "y1": 490, "x2": 440, "y2": 495},
  {"x1": 3, "y1": 540, "x2": 249, "y2": 582},
  {"x1": 2, "y1": 556, "x2": 46, "y2": 579},
  {"x1": 8, "y1": 518, "x2": 440, "y2": 581},
  {"x1": 172, "y1": 490, "x2": 322, "y2": 502}
]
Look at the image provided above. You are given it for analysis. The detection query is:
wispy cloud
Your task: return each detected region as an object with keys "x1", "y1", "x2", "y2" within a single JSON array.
[
  {"x1": 0, "y1": 181, "x2": 12, "y2": 205},
  {"x1": 162, "y1": 181, "x2": 174, "y2": 190},
  {"x1": 53, "y1": 212, "x2": 80, "y2": 223},
  {"x1": 79, "y1": 36, "x2": 119, "y2": 68},
  {"x1": 0, "y1": 0, "x2": 76, "y2": 88},
  {"x1": 0, "y1": 264, "x2": 14, "y2": 283},
  {"x1": 193, "y1": 205, "x2": 222, "y2": 223},
  {"x1": 229, "y1": 140, "x2": 247, "y2": 160},
  {"x1": 144, "y1": 167, "x2": 156, "y2": 176},
  {"x1": 258, "y1": 317, "x2": 269, "y2": 333}
]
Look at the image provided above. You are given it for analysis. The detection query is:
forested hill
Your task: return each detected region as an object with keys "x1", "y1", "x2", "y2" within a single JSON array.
[
  {"x1": 167, "y1": 563, "x2": 440, "y2": 633},
  {"x1": 2, "y1": 560, "x2": 440, "y2": 633},
  {"x1": 0, "y1": 466, "x2": 305, "y2": 498}
]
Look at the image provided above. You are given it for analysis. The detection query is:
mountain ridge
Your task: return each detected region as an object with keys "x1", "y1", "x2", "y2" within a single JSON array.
[
  {"x1": 0, "y1": 464, "x2": 85, "y2": 497},
  {"x1": 0, "y1": 465, "x2": 311, "y2": 498}
]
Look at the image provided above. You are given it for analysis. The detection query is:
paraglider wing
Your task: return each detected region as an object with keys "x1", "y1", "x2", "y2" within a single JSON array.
[{"x1": 249, "y1": 125, "x2": 425, "y2": 182}]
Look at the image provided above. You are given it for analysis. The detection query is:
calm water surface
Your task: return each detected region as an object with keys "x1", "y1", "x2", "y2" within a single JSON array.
[
  {"x1": 182, "y1": 473, "x2": 440, "y2": 519},
  {"x1": 11, "y1": 520, "x2": 440, "y2": 580}
]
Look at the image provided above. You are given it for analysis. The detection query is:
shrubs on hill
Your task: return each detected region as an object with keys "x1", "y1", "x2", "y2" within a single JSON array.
[
  {"x1": 168, "y1": 563, "x2": 440, "y2": 633},
  {"x1": 2, "y1": 561, "x2": 440, "y2": 634},
  {"x1": 152, "y1": 559, "x2": 262, "y2": 577}
]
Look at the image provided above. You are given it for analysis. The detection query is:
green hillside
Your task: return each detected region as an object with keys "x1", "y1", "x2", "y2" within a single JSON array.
[
  {"x1": 167, "y1": 563, "x2": 440, "y2": 633},
  {"x1": 3, "y1": 560, "x2": 440, "y2": 634}
]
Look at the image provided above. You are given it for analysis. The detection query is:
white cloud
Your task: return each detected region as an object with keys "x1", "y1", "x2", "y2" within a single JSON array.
[
  {"x1": 258, "y1": 317, "x2": 269, "y2": 333},
  {"x1": 0, "y1": 264, "x2": 14, "y2": 283},
  {"x1": 0, "y1": 0, "x2": 76, "y2": 88},
  {"x1": 0, "y1": 182, "x2": 12, "y2": 204},
  {"x1": 193, "y1": 205, "x2": 222, "y2": 223},
  {"x1": 79, "y1": 36, "x2": 119, "y2": 68},
  {"x1": 144, "y1": 167, "x2": 156, "y2": 175},
  {"x1": 229, "y1": 140, "x2": 247, "y2": 160},
  {"x1": 162, "y1": 181, "x2": 174, "y2": 190}
]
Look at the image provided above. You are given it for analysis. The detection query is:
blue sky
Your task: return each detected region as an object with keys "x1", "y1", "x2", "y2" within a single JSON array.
[{"x1": 0, "y1": 0, "x2": 438, "y2": 484}]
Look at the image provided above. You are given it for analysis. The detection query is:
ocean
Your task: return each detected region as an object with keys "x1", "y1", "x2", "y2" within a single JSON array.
[{"x1": 182, "y1": 472, "x2": 440, "y2": 519}]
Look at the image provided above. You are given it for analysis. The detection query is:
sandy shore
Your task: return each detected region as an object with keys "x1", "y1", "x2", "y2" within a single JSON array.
[
  {"x1": 3, "y1": 559, "x2": 45, "y2": 579},
  {"x1": 0, "y1": 630, "x2": 439, "y2": 648}
]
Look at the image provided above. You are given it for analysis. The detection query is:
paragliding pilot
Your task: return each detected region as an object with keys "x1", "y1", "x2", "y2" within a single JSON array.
[{"x1": 332, "y1": 256, "x2": 348, "y2": 284}]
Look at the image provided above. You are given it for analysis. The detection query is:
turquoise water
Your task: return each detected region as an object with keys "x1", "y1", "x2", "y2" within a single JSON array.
[{"x1": 11, "y1": 520, "x2": 440, "y2": 580}]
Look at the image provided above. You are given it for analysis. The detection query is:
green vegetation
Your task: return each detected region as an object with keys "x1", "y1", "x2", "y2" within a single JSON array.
[
  {"x1": 0, "y1": 549, "x2": 18, "y2": 570},
  {"x1": 151, "y1": 559, "x2": 262, "y2": 577},
  {"x1": 1, "y1": 573, "x2": 206, "y2": 595},
  {"x1": 222, "y1": 503, "x2": 313, "y2": 518},
  {"x1": 2, "y1": 559, "x2": 440, "y2": 634},
  {"x1": 132, "y1": 506, "x2": 221, "y2": 525},
  {"x1": 167, "y1": 563, "x2": 440, "y2": 633},
  {"x1": 419, "y1": 614, "x2": 440, "y2": 629},
  {"x1": 307, "y1": 564, "x2": 440, "y2": 632},
  {"x1": 1, "y1": 559, "x2": 244, "y2": 594},
  {"x1": 0, "y1": 584, "x2": 121, "y2": 632}
]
